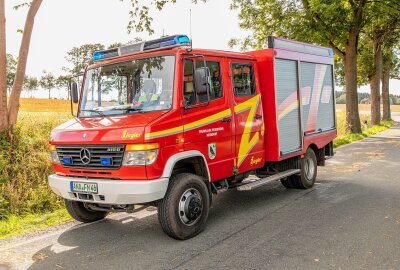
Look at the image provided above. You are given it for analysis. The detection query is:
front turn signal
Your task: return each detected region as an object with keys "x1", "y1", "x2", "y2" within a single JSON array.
[{"x1": 125, "y1": 143, "x2": 159, "y2": 151}]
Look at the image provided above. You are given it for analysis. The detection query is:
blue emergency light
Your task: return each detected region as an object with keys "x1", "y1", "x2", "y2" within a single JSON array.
[
  {"x1": 63, "y1": 156, "x2": 73, "y2": 165},
  {"x1": 93, "y1": 48, "x2": 118, "y2": 61},
  {"x1": 100, "y1": 157, "x2": 113, "y2": 166},
  {"x1": 92, "y1": 35, "x2": 191, "y2": 61}
]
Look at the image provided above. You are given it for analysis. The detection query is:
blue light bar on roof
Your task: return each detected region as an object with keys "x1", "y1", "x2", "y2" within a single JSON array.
[
  {"x1": 93, "y1": 48, "x2": 119, "y2": 61},
  {"x1": 92, "y1": 35, "x2": 190, "y2": 61},
  {"x1": 143, "y1": 35, "x2": 190, "y2": 51}
]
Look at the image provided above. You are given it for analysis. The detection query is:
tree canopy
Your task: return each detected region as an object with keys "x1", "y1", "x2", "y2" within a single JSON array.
[{"x1": 230, "y1": 0, "x2": 400, "y2": 132}]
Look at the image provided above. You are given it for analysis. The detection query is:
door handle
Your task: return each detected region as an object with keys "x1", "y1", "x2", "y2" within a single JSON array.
[
  {"x1": 221, "y1": 117, "x2": 231, "y2": 123},
  {"x1": 254, "y1": 114, "x2": 263, "y2": 120}
]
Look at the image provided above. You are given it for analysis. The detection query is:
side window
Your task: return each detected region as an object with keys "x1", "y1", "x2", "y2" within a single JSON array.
[
  {"x1": 183, "y1": 59, "x2": 195, "y2": 106},
  {"x1": 195, "y1": 61, "x2": 222, "y2": 100},
  {"x1": 183, "y1": 59, "x2": 223, "y2": 107},
  {"x1": 232, "y1": 63, "x2": 255, "y2": 96}
]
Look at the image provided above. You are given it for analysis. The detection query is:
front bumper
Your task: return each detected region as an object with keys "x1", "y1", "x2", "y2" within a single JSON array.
[{"x1": 48, "y1": 174, "x2": 169, "y2": 204}]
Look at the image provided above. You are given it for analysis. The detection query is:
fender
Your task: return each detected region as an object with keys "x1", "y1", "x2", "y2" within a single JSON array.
[{"x1": 161, "y1": 150, "x2": 211, "y2": 181}]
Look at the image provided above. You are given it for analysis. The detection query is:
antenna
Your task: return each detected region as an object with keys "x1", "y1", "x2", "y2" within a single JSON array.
[
  {"x1": 189, "y1": 9, "x2": 192, "y2": 40},
  {"x1": 188, "y1": 9, "x2": 193, "y2": 52}
]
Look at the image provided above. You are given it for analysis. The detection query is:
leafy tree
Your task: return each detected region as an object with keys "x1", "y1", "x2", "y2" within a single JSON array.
[
  {"x1": 63, "y1": 43, "x2": 105, "y2": 77},
  {"x1": 336, "y1": 92, "x2": 346, "y2": 104},
  {"x1": 229, "y1": 0, "x2": 397, "y2": 133},
  {"x1": 56, "y1": 75, "x2": 71, "y2": 99},
  {"x1": 359, "y1": 3, "x2": 400, "y2": 125},
  {"x1": 122, "y1": 1, "x2": 206, "y2": 34},
  {"x1": 39, "y1": 71, "x2": 56, "y2": 99},
  {"x1": 108, "y1": 43, "x2": 124, "y2": 49},
  {"x1": 6, "y1": 54, "x2": 17, "y2": 95},
  {"x1": 381, "y1": 48, "x2": 399, "y2": 120},
  {"x1": 23, "y1": 76, "x2": 38, "y2": 98}
]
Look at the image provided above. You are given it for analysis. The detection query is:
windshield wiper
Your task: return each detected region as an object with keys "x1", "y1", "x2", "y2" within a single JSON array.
[
  {"x1": 124, "y1": 108, "x2": 143, "y2": 113},
  {"x1": 109, "y1": 107, "x2": 144, "y2": 113},
  {"x1": 80, "y1": 109, "x2": 105, "y2": 116}
]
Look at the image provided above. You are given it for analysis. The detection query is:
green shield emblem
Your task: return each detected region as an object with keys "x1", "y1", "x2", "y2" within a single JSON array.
[{"x1": 208, "y1": 143, "x2": 216, "y2": 160}]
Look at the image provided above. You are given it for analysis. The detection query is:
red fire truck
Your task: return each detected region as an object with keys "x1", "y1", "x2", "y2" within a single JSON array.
[{"x1": 48, "y1": 35, "x2": 336, "y2": 240}]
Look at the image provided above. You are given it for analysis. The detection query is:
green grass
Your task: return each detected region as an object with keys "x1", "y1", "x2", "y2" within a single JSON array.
[
  {"x1": 0, "y1": 208, "x2": 71, "y2": 239},
  {"x1": 333, "y1": 120, "x2": 395, "y2": 148},
  {"x1": 0, "y1": 112, "x2": 72, "y2": 218}
]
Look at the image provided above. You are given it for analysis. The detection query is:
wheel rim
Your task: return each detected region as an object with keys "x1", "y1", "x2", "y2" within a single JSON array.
[
  {"x1": 178, "y1": 188, "x2": 203, "y2": 226},
  {"x1": 304, "y1": 156, "x2": 315, "y2": 180}
]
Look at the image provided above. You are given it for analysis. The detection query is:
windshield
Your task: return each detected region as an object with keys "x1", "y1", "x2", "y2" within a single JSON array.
[{"x1": 79, "y1": 55, "x2": 175, "y2": 117}]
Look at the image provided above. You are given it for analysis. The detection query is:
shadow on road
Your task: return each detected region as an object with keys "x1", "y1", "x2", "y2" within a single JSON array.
[
  {"x1": 27, "y1": 181, "x2": 315, "y2": 270},
  {"x1": 27, "y1": 171, "x2": 400, "y2": 270}
]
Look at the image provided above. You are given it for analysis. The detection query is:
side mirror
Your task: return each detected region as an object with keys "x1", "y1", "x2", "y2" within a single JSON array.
[
  {"x1": 71, "y1": 81, "x2": 79, "y2": 104},
  {"x1": 194, "y1": 67, "x2": 210, "y2": 102}
]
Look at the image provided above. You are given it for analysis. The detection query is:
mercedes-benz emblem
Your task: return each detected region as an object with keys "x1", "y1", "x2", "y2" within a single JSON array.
[{"x1": 80, "y1": 148, "x2": 91, "y2": 164}]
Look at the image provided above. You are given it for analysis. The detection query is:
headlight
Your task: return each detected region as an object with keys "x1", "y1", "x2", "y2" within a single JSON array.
[
  {"x1": 122, "y1": 150, "x2": 159, "y2": 166},
  {"x1": 50, "y1": 151, "x2": 60, "y2": 164},
  {"x1": 122, "y1": 144, "x2": 159, "y2": 166}
]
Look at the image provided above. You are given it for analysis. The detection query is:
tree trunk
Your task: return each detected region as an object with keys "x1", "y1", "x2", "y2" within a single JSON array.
[
  {"x1": 7, "y1": 0, "x2": 42, "y2": 128},
  {"x1": 344, "y1": 32, "x2": 361, "y2": 133},
  {"x1": 0, "y1": 0, "x2": 8, "y2": 131},
  {"x1": 382, "y1": 68, "x2": 391, "y2": 120},
  {"x1": 48, "y1": 88, "x2": 51, "y2": 99},
  {"x1": 369, "y1": 38, "x2": 382, "y2": 126}
]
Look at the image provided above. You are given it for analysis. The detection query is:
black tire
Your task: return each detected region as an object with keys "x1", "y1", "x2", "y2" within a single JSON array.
[
  {"x1": 157, "y1": 173, "x2": 210, "y2": 240},
  {"x1": 280, "y1": 177, "x2": 294, "y2": 188},
  {"x1": 290, "y1": 148, "x2": 317, "y2": 189},
  {"x1": 65, "y1": 200, "x2": 108, "y2": 223}
]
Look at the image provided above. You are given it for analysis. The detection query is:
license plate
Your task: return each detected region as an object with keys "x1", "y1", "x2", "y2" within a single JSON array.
[{"x1": 70, "y1": 182, "x2": 98, "y2": 194}]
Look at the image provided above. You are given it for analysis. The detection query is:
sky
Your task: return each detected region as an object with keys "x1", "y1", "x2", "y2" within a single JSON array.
[{"x1": 5, "y1": 0, "x2": 400, "y2": 98}]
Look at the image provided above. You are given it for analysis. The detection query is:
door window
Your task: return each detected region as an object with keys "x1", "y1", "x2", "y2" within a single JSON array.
[
  {"x1": 183, "y1": 59, "x2": 223, "y2": 106},
  {"x1": 231, "y1": 63, "x2": 255, "y2": 96}
]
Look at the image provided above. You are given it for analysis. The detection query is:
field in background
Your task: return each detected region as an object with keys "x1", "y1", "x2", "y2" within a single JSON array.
[
  {"x1": 0, "y1": 99, "x2": 396, "y2": 239},
  {"x1": 335, "y1": 104, "x2": 397, "y2": 140},
  {"x1": 336, "y1": 104, "x2": 400, "y2": 113},
  {"x1": 20, "y1": 98, "x2": 77, "y2": 113}
]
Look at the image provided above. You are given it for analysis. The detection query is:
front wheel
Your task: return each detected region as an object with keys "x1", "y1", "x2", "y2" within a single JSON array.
[
  {"x1": 157, "y1": 173, "x2": 210, "y2": 240},
  {"x1": 65, "y1": 200, "x2": 108, "y2": 223}
]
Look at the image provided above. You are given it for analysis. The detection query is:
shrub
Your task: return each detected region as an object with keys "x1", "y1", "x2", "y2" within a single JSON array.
[{"x1": 0, "y1": 112, "x2": 71, "y2": 219}]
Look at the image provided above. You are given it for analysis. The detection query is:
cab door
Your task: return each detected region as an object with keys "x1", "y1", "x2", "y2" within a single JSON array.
[
  {"x1": 181, "y1": 57, "x2": 234, "y2": 181},
  {"x1": 230, "y1": 61, "x2": 265, "y2": 173}
]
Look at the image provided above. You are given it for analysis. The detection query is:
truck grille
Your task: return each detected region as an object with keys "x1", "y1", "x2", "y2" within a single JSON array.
[{"x1": 56, "y1": 145, "x2": 125, "y2": 170}]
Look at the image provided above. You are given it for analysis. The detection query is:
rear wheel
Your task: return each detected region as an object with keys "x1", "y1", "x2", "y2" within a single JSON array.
[
  {"x1": 290, "y1": 148, "x2": 317, "y2": 189},
  {"x1": 65, "y1": 200, "x2": 108, "y2": 223},
  {"x1": 158, "y1": 173, "x2": 210, "y2": 240}
]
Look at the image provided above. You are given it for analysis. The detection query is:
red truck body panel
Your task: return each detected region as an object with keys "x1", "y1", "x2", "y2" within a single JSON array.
[{"x1": 50, "y1": 37, "x2": 336, "y2": 183}]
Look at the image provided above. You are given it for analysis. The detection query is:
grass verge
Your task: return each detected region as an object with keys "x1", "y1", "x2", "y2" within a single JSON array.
[
  {"x1": 0, "y1": 209, "x2": 71, "y2": 239},
  {"x1": 333, "y1": 120, "x2": 396, "y2": 148}
]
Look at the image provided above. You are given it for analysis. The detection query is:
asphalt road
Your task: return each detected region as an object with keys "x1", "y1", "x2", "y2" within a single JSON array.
[{"x1": 1, "y1": 114, "x2": 400, "y2": 270}]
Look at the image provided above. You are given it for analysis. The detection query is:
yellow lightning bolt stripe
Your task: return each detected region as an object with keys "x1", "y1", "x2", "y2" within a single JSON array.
[
  {"x1": 144, "y1": 125, "x2": 184, "y2": 140},
  {"x1": 144, "y1": 108, "x2": 232, "y2": 140},
  {"x1": 184, "y1": 109, "x2": 232, "y2": 131},
  {"x1": 234, "y1": 94, "x2": 261, "y2": 167}
]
